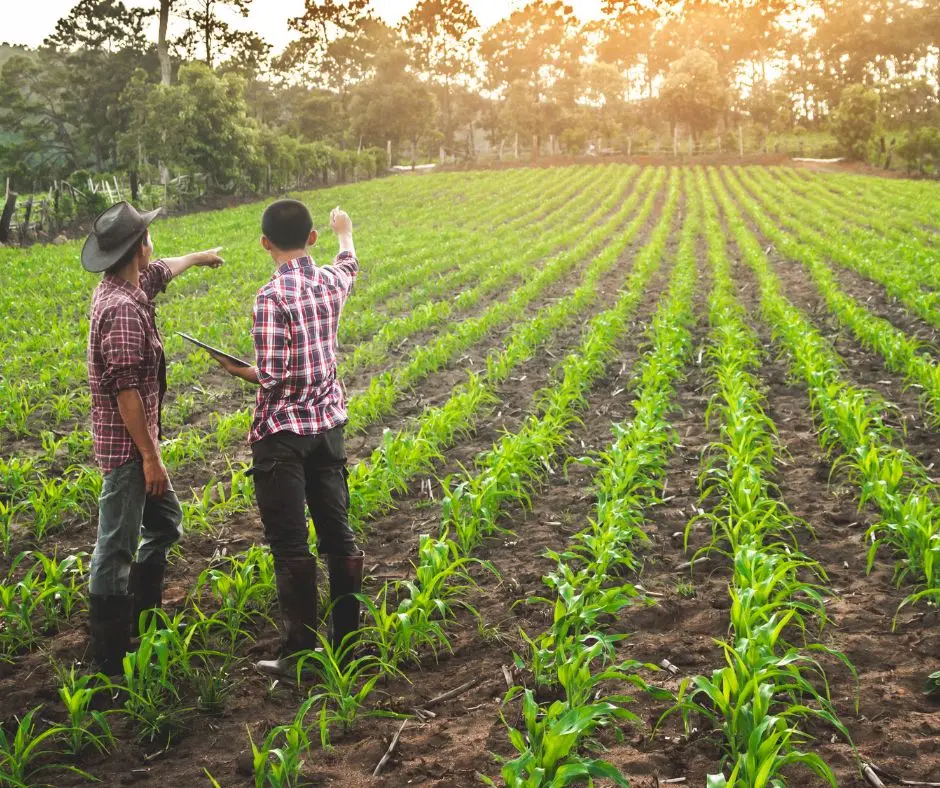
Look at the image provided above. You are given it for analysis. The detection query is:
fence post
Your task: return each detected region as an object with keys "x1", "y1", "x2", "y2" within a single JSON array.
[
  {"x1": 0, "y1": 191, "x2": 16, "y2": 244},
  {"x1": 20, "y1": 197, "x2": 33, "y2": 243},
  {"x1": 514, "y1": 133, "x2": 519, "y2": 160}
]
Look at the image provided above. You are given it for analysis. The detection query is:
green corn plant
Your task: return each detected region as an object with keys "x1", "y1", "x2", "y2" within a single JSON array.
[
  {"x1": 485, "y1": 688, "x2": 631, "y2": 787},
  {"x1": 298, "y1": 635, "x2": 405, "y2": 749},
  {"x1": 0, "y1": 706, "x2": 93, "y2": 786},
  {"x1": 247, "y1": 699, "x2": 315, "y2": 788},
  {"x1": 54, "y1": 664, "x2": 115, "y2": 756},
  {"x1": 118, "y1": 612, "x2": 195, "y2": 744}
]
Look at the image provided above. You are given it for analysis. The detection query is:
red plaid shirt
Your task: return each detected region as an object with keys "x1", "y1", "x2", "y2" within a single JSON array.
[
  {"x1": 88, "y1": 260, "x2": 171, "y2": 473},
  {"x1": 250, "y1": 252, "x2": 359, "y2": 443}
]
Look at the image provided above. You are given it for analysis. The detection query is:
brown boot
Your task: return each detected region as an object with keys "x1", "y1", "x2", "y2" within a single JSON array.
[
  {"x1": 88, "y1": 594, "x2": 132, "y2": 676},
  {"x1": 128, "y1": 561, "x2": 165, "y2": 636},
  {"x1": 256, "y1": 556, "x2": 318, "y2": 677},
  {"x1": 327, "y1": 550, "x2": 364, "y2": 659}
]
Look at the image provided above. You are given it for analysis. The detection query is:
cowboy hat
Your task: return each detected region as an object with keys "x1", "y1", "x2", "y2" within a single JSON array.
[{"x1": 81, "y1": 202, "x2": 163, "y2": 273}]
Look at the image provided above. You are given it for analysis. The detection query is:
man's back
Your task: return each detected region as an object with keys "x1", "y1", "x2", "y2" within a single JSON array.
[{"x1": 250, "y1": 251, "x2": 359, "y2": 442}]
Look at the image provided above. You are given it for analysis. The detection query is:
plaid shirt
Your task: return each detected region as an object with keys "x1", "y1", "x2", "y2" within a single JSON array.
[
  {"x1": 88, "y1": 260, "x2": 171, "y2": 473},
  {"x1": 250, "y1": 252, "x2": 359, "y2": 444}
]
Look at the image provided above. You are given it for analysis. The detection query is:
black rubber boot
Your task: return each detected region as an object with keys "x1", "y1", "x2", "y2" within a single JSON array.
[
  {"x1": 256, "y1": 556, "x2": 318, "y2": 677},
  {"x1": 88, "y1": 594, "x2": 132, "y2": 676},
  {"x1": 128, "y1": 561, "x2": 165, "y2": 636},
  {"x1": 327, "y1": 550, "x2": 364, "y2": 658}
]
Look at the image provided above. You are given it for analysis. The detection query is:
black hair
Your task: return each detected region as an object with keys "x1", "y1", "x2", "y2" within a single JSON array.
[
  {"x1": 105, "y1": 232, "x2": 147, "y2": 276},
  {"x1": 262, "y1": 199, "x2": 314, "y2": 251}
]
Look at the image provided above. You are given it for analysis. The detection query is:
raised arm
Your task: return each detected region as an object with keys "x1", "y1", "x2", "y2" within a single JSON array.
[{"x1": 163, "y1": 248, "x2": 224, "y2": 278}]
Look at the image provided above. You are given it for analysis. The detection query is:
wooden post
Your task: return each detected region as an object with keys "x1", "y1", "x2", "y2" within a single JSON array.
[
  {"x1": 627, "y1": 136, "x2": 632, "y2": 156},
  {"x1": 514, "y1": 133, "x2": 519, "y2": 160},
  {"x1": 738, "y1": 126, "x2": 744, "y2": 157},
  {"x1": 0, "y1": 191, "x2": 16, "y2": 244},
  {"x1": 673, "y1": 125, "x2": 679, "y2": 156},
  {"x1": 532, "y1": 134, "x2": 538, "y2": 161},
  {"x1": 549, "y1": 134, "x2": 554, "y2": 156},
  {"x1": 387, "y1": 140, "x2": 392, "y2": 169},
  {"x1": 20, "y1": 197, "x2": 33, "y2": 243},
  {"x1": 688, "y1": 134, "x2": 694, "y2": 156},
  {"x1": 498, "y1": 139, "x2": 505, "y2": 161},
  {"x1": 440, "y1": 146, "x2": 446, "y2": 165}
]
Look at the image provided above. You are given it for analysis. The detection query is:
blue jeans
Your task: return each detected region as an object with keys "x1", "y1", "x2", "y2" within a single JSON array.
[{"x1": 88, "y1": 460, "x2": 183, "y2": 596}]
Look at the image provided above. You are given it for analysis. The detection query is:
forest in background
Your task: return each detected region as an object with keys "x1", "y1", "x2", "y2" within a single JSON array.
[{"x1": 1, "y1": 0, "x2": 939, "y2": 205}]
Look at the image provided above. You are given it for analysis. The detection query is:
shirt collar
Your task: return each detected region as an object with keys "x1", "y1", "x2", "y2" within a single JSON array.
[
  {"x1": 102, "y1": 273, "x2": 150, "y2": 305},
  {"x1": 272, "y1": 255, "x2": 314, "y2": 281}
]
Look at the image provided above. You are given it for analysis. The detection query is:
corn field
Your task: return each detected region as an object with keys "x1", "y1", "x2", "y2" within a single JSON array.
[{"x1": 0, "y1": 164, "x2": 937, "y2": 787}]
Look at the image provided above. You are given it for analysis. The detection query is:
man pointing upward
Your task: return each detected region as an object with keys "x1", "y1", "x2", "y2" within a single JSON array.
[{"x1": 215, "y1": 201, "x2": 364, "y2": 676}]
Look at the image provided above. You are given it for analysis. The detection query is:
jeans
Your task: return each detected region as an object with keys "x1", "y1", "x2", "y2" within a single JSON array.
[
  {"x1": 251, "y1": 427, "x2": 358, "y2": 560},
  {"x1": 88, "y1": 460, "x2": 183, "y2": 596}
]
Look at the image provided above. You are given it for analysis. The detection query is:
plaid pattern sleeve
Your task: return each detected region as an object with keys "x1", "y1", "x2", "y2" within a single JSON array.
[
  {"x1": 252, "y1": 291, "x2": 291, "y2": 391},
  {"x1": 320, "y1": 251, "x2": 359, "y2": 294},
  {"x1": 100, "y1": 302, "x2": 146, "y2": 393},
  {"x1": 139, "y1": 259, "x2": 172, "y2": 301},
  {"x1": 248, "y1": 253, "x2": 359, "y2": 443}
]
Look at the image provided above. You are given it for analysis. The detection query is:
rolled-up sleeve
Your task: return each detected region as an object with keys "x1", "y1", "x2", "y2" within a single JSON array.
[
  {"x1": 140, "y1": 259, "x2": 172, "y2": 301},
  {"x1": 101, "y1": 303, "x2": 145, "y2": 394},
  {"x1": 252, "y1": 291, "x2": 290, "y2": 390}
]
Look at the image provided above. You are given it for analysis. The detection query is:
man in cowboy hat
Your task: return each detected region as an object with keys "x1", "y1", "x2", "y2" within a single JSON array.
[{"x1": 83, "y1": 201, "x2": 223, "y2": 673}]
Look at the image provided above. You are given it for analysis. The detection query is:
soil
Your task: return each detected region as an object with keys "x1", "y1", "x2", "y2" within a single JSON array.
[{"x1": 2, "y1": 171, "x2": 939, "y2": 788}]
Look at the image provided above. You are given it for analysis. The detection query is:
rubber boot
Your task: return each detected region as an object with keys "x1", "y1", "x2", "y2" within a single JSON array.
[
  {"x1": 128, "y1": 561, "x2": 165, "y2": 636},
  {"x1": 327, "y1": 550, "x2": 364, "y2": 661},
  {"x1": 256, "y1": 556, "x2": 318, "y2": 678},
  {"x1": 88, "y1": 594, "x2": 132, "y2": 676}
]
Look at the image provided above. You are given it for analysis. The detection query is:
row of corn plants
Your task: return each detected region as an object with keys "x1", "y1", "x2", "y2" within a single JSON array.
[
  {"x1": 729, "y1": 167, "x2": 940, "y2": 421},
  {"x1": 440, "y1": 169, "x2": 680, "y2": 554},
  {"x1": 788, "y1": 168, "x2": 940, "y2": 242},
  {"x1": 666, "y1": 169, "x2": 852, "y2": 787},
  {"x1": 770, "y1": 167, "x2": 938, "y2": 252},
  {"x1": 486, "y1": 169, "x2": 701, "y2": 786},
  {"x1": 344, "y1": 165, "x2": 654, "y2": 434},
  {"x1": 338, "y1": 166, "x2": 630, "y2": 378},
  {"x1": 340, "y1": 165, "x2": 600, "y2": 343},
  {"x1": 737, "y1": 167, "x2": 939, "y2": 327},
  {"x1": 710, "y1": 167, "x2": 940, "y2": 614}
]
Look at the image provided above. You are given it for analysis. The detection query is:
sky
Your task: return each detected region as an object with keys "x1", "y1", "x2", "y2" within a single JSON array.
[{"x1": 5, "y1": 1, "x2": 605, "y2": 50}]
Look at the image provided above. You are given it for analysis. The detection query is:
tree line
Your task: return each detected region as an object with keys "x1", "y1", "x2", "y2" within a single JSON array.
[{"x1": 2, "y1": 0, "x2": 939, "y2": 200}]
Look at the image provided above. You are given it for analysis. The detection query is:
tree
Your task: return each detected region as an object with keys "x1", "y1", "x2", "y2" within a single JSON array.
[
  {"x1": 659, "y1": 49, "x2": 729, "y2": 142},
  {"x1": 831, "y1": 83, "x2": 880, "y2": 160},
  {"x1": 481, "y1": 2, "x2": 582, "y2": 97},
  {"x1": 158, "y1": 0, "x2": 172, "y2": 84},
  {"x1": 481, "y1": 1, "x2": 583, "y2": 149},
  {"x1": 597, "y1": 0, "x2": 669, "y2": 100},
  {"x1": 120, "y1": 62, "x2": 257, "y2": 188},
  {"x1": 0, "y1": 53, "x2": 81, "y2": 182},
  {"x1": 45, "y1": 0, "x2": 150, "y2": 52},
  {"x1": 276, "y1": 0, "x2": 369, "y2": 83},
  {"x1": 348, "y1": 50, "x2": 437, "y2": 164},
  {"x1": 401, "y1": 0, "x2": 479, "y2": 149},
  {"x1": 176, "y1": 0, "x2": 269, "y2": 70}
]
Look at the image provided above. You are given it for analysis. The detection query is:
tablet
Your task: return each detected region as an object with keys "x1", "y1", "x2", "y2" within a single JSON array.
[{"x1": 177, "y1": 332, "x2": 252, "y2": 368}]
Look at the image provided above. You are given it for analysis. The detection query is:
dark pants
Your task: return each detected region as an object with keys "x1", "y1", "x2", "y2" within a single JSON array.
[{"x1": 251, "y1": 427, "x2": 358, "y2": 560}]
